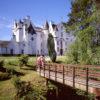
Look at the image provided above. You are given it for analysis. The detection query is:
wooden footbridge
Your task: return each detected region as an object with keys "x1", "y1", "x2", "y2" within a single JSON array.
[{"x1": 37, "y1": 63, "x2": 100, "y2": 97}]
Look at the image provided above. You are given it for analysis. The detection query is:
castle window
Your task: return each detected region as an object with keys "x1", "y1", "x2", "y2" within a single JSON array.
[
  {"x1": 57, "y1": 47, "x2": 59, "y2": 52},
  {"x1": 41, "y1": 49, "x2": 42, "y2": 54},
  {"x1": 57, "y1": 41, "x2": 59, "y2": 45},
  {"x1": 41, "y1": 34, "x2": 42, "y2": 38},
  {"x1": 31, "y1": 37, "x2": 34, "y2": 41},
  {"x1": 41, "y1": 43, "x2": 42, "y2": 47},
  {"x1": 66, "y1": 38, "x2": 68, "y2": 40},
  {"x1": 61, "y1": 32, "x2": 63, "y2": 37},
  {"x1": 23, "y1": 44, "x2": 25, "y2": 46},
  {"x1": 61, "y1": 26, "x2": 63, "y2": 29},
  {"x1": 21, "y1": 50, "x2": 24, "y2": 54},
  {"x1": 10, "y1": 49, "x2": 13, "y2": 55},
  {"x1": 65, "y1": 42, "x2": 67, "y2": 45},
  {"x1": 31, "y1": 33, "x2": 34, "y2": 35}
]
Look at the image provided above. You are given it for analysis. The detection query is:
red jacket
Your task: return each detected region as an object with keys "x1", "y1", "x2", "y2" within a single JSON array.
[{"x1": 37, "y1": 56, "x2": 45, "y2": 66}]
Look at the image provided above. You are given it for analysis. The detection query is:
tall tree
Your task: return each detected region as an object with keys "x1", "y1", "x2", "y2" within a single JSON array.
[
  {"x1": 47, "y1": 33, "x2": 56, "y2": 62},
  {"x1": 64, "y1": 0, "x2": 100, "y2": 64}
]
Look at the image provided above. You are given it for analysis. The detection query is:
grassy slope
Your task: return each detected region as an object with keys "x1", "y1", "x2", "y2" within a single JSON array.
[
  {"x1": 0, "y1": 56, "x2": 46, "y2": 100},
  {"x1": 0, "y1": 56, "x2": 95, "y2": 100}
]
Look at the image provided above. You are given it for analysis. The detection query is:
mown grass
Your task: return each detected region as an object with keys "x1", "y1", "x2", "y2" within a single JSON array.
[{"x1": 56, "y1": 56, "x2": 67, "y2": 64}]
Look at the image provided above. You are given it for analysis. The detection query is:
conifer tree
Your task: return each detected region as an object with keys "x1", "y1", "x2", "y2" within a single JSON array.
[{"x1": 47, "y1": 33, "x2": 56, "y2": 62}]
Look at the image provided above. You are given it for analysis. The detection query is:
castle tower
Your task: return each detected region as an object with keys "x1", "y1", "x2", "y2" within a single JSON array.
[
  {"x1": 42, "y1": 21, "x2": 49, "y2": 55},
  {"x1": 11, "y1": 20, "x2": 24, "y2": 54},
  {"x1": 12, "y1": 20, "x2": 23, "y2": 42},
  {"x1": 22, "y1": 16, "x2": 36, "y2": 55}
]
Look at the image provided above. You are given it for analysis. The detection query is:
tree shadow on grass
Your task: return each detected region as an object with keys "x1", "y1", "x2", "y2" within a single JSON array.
[
  {"x1": 0, "y1": 71, "x2": 25, "y2": 81},
  {"x1": 14, "y1": 71, "x2": 25, "y2": 76},
  {"x1": 21, "y1": 65, "x2": 36, "y2": 71},
  {"x1": 55, "y1": 61, "x2": 63, "y2": 64},
  {"x1": 0, "y1": 73, "x2": 11, "y2": 81},
  {"x1": 0, "y1": 66, "x2": 6, "y2": 72}
]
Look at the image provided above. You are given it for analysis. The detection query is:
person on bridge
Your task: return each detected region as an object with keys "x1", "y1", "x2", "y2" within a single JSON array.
[{"x1": 36, "y1": 55, "x2": 45, "y2": 71}]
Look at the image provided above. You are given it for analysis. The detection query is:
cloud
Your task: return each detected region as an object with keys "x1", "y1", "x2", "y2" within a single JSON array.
[
  {"x1": 0, "y1": 16, "x2": 12, "y2": 29},
  {"x1": 6, "y1": 24, "x2": 12, "y2": 28}
]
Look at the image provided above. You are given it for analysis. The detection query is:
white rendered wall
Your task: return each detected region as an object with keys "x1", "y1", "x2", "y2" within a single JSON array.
[
  {"x1": 42, "y1": 29, "x2": 49, "y2": 55},
  {"x1": 36, "y1": 32, "x2": 43, "y2": 55}
]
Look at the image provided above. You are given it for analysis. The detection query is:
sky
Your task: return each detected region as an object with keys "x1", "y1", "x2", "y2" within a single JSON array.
[{"x1": 0, "y1": 0, "x2": 71, "y2": 40}]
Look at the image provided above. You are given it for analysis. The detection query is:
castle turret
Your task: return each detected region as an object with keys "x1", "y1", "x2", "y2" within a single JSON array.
[
  {"x1": 43, "y1": 21, "x2": 49, "y2": 30},
  {"x1": 12, "y1": 19, "x2": 23, "y2": 42}
]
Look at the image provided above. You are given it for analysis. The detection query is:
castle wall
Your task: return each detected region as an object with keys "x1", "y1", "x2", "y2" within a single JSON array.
[
  {"x1": 0, "y1": 17, "x2": 74, "y2": 56},
  {"x1": 36, "y1": 32, "x2": 42, "y2": 55}
]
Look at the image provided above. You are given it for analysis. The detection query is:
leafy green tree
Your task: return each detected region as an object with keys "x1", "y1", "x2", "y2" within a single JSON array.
[
  {"x1": 64, "y1": 0, "x2": 100, "y2": 64},
  {"x1": 47, "y1": 33, "x2": 56, "y2": 62}
]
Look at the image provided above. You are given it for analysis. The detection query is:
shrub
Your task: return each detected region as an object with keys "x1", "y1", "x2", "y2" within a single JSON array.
[
  {"x1": 12, "y1": 76, "x2": 47, "y2": 100},
  {"x1": 6, "y1": 67, "x2": 16, "y2": 75},
  {"x1": 8, "y1": 60, "x2": 18, "y2": 66},
  {"x1": 12, "y1": 76, "x2": 35, "y2": 99},
  {"x1": 19, "y1": 55, "x2": 29, "y2": 67},
  {"x1": 0, "y1": 60, "x2": 6, "y2": 72},
  {"x1": 0, "y1": 59, "x2": 4, "y2": 67}
]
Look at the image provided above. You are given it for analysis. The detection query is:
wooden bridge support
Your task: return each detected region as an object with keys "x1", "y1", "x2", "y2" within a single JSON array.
[
  {"x1": 63, "y1": 65, "x2": 65, "y2": 84},
  {"x1": 73, "y1": 67, "x2": 75, "y2": 88},
  {"x1": 55, "y1": 65, "x2": 57, "y2": 81},
  {"x1": 46, "y1": 79, "x2": 49, "y2": 86},
  {"x1": 86, "y1": 67, "x2": 89, "y2": 94}
]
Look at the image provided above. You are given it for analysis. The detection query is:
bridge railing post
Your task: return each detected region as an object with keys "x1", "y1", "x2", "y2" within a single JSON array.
[
  {"x1": 63, "y1": 65, "x2": 65, "y2": 84},
  {"x1": 55, "y1": 65, "x2": 57, "y2": 81},
  {"x1": 73, "y1": 66, "x2": 75, "y2": 88},
  {"x1": 39, "y1": 65, "x2": 41, "y2": 76},
  {"x1": 49, "y1": 64, "x2": 50, "y2": 79},
  {"x1": 86, "y1": 67, "x2": 89, "y2": 94},
  {"x1": 44, "y1": 64, "x2": 45, "y2": 77}
]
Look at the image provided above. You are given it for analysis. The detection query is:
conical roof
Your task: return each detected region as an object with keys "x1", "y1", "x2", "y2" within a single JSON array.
[{"x1": 44, "y1": 21, "x2": 49, "y2": 29}]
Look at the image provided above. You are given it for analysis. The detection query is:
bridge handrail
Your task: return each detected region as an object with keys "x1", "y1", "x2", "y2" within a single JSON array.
[
  {"x1": 38, "y1": 63, "x2": 100, "y2": 94},
  {"x1": 45, "y1": 63, "x2": 100, "y2": 69}
]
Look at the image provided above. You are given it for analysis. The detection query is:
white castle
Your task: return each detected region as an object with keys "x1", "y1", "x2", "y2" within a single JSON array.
[{"x1": 0, "y1": 16, "x2": 74, "y2": 55}]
